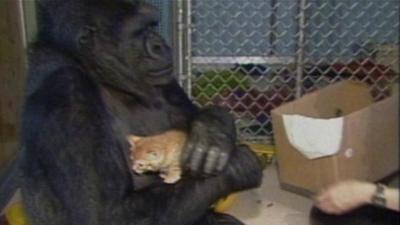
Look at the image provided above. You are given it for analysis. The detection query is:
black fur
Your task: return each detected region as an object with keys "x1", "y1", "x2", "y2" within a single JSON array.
[{"x1": 19, "y1": 0, "x2": 262, "y2": 225}]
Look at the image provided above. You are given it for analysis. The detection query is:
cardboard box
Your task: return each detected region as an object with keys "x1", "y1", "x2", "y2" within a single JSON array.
[{"x1": 271, "y1": 80, "x2": 399, "y2": 195}]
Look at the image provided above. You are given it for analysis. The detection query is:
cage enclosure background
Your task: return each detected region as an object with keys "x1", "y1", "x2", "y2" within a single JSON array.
[{"x1": 176, "y1": 0, "x2": 399, "y2": 143}]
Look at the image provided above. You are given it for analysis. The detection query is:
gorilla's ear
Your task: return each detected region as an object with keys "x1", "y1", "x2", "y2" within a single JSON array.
[{"x1": 78, "y1": 25, "x2": 97, "y2": 50}]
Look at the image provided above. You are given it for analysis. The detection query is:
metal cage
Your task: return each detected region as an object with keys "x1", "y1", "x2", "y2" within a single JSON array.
[{"x1": 176, "y1": 0, "x2": 399, "y2": 143}]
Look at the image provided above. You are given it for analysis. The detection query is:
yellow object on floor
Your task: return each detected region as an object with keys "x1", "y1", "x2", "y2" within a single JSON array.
[
  {"x1": 214, "y1": 193, "x2": 239, "y2": 213},
  {"x1": 214, "y1": 143, "x2": 275, "y2": 213},
  {"x1": 5, "y1": 202, "x2": 30, "y2": 225},
  {"x1": 245, "y1": 143, "x2": 275, "y2": 168}
]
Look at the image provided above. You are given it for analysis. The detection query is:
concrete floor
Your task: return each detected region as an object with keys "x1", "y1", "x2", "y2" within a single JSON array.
[{"x1": 227, "y1": 163, "x2": 314, "y2": 225}]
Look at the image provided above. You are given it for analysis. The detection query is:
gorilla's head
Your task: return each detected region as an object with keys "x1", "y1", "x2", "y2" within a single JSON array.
[{"x1": 37, "y1": 0, "x2": 173, "y2": 94}]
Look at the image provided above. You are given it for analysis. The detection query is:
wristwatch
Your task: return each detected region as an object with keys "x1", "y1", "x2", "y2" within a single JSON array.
[{"x1": 371, "y1": 183, "x2": 387, "y2": 207}]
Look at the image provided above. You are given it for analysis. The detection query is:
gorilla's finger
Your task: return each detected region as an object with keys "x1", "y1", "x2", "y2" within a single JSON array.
[
  {"x1": 189, "y1": 143, "x2": 207, "y2": 173},
  {"x1": 192, "y1": 120, "x2": 207, "y2": 132},
  {"x1": 182, "y1": 142, "x2": 194, "y2": 167},
  {"x1": 216, "y1": 152, "x2": 229, "y2": 172},
  {"x1": 203, "y1": 146, "x2": 219, "y2": 175},
  {"x1": 182, "y1": 131, "x2": 201, "y2": 169}
]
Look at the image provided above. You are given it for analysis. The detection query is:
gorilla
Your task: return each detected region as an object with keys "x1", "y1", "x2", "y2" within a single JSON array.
[{"x1": 20, "y1": 0, "x2": 262, "y2": 224}]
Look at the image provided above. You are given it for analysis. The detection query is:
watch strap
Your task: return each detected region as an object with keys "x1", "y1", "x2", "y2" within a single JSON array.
[{"x1": 371, "y1": 183, "x2": 387, "y2": 207}]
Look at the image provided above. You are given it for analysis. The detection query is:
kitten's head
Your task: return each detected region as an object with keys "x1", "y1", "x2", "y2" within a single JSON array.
[{"x1": 127, "y1": 135, "x2": 164, "y2": 174}]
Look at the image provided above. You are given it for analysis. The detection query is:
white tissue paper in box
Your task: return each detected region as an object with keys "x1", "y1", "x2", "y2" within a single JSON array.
[{"x1": 283, "y1": 114, "x2": 344, "y2": 159}]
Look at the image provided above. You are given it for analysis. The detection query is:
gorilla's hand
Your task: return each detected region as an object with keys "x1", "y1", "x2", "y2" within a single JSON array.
[{"x1": 182, "y1": 107, "x2": 236, "y2": 176}]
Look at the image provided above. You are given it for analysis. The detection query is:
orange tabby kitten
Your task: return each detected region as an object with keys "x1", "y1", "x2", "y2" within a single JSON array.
[{"x1": 127, "y1": 130, "x2": 187, "y2": 184}]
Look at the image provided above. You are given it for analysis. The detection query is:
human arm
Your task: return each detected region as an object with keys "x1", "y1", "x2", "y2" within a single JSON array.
[
  {"x1": 314, "y1": 180, "x2": 399, "y2": 215},
  {"x1": 383, "y1": 186, "x2": 400, "y2": 212}
]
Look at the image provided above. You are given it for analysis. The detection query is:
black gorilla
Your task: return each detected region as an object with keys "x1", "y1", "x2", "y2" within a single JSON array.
[{"x1": 20, "y1": 0, "x2": 262, "y2": 225}]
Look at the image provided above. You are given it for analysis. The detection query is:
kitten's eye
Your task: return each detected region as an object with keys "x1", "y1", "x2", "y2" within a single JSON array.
[{"x1": 148, "y1": 151, "x2": 158, "y2": 159}]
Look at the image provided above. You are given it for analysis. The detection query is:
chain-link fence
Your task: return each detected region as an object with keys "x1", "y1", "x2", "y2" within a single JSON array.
[{"x1": 176, "y1": 0, "x2": 399, "y2": 143}]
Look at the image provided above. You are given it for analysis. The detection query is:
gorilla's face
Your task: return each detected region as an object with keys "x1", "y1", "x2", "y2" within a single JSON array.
[
  {"x1": 116, "y1": 3, "x2": 173, "y2": 83},
  {"x1": 79, "y1": 1, "x2": 173, "y2": 93}
]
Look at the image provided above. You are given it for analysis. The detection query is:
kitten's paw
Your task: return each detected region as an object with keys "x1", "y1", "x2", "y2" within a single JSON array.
[{"x1": 163, "y1": 175, "x2": 181, "y2": 184}]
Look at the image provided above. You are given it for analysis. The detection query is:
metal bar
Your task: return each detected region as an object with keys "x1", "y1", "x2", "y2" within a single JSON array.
[
  {"x1": 186, "y1": 0, "x2": 193, "y2": 98},
  {"x1": 191, "y1": 56, "x2": 295, "y2": 65},
  {"x1": 17, "y1": 0, "x2": 27, "y2": 48},
  {"x1": 176, "y1": 0, "x2": 184, "y2": 86},
  {"x1": 295, "y1": 0, "x2": 307, "y2": 99},
  {"x1": 269, "y1": 0, "x2": 277, "y2": 56}
]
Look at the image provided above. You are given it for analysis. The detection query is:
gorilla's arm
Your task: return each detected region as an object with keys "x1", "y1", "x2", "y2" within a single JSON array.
[
  {"x1": 23, "y1": 69, "x2": 107, "y2": 225},
  {"x1": 155, "y1": 82, "x2": 263, "y2": 225},
  {"x1": 161, "y1": 82, "x2": 240, "y2": 176},
  {"x1": 158, "y1": 146, "x2": 262, "y2": 225},
  {"x1": 185, "y1": 107, "x2": 237, "y2": 175},
  {"x1": 24, "y1": 69, "x2": 163, "y2": 225},
  {"x1": 24, "y1": 69, "x2": 261, "y2": 225}
]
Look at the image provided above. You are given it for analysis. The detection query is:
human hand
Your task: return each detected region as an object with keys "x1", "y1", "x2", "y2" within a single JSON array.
[
  {"x1": 314, "y1": 180, "x2": 375, "y2": 214},
  {"x1": 182, "y1": 107, "x2": 236, "y2": 177}
]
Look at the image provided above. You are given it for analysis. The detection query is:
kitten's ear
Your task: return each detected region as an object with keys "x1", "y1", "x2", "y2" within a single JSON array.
[{"x1": 126, "y1": 135, "x2": 143, "y2": 146}]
